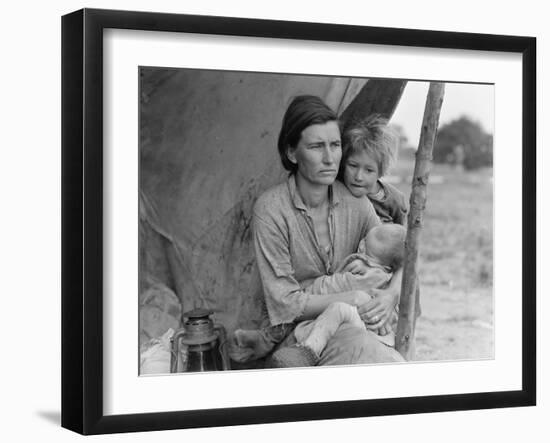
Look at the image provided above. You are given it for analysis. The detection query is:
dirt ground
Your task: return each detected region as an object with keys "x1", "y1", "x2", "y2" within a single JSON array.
[{"x1": 391, "y1": 156, "x2": 494, "y2": 362}]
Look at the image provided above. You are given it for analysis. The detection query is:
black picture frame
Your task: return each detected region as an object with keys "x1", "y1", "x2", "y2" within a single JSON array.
[{"x1": 61, "y1": 8, "x2": 536, "y2": 435}]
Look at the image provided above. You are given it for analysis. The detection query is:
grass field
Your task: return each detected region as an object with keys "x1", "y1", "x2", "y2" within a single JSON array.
[{"x1": 390, "y1": 154, "x2": 494, "y2": 361}]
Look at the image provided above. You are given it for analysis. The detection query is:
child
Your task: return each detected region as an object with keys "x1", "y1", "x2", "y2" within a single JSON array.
[
  {"x1": 230, "y1": 224, "x2": 406, "y2": 365},
  {"x1": 340, "y1": 115, "x2": 408, "y2": 226},
  {"x1": 307, "y1": 223, "x2": 406, "y2": 296}
]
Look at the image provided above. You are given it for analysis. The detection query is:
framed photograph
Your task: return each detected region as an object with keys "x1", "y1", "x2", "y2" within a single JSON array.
[{"x1": 61, "y1": 8, "x2": 536, "y2": 435}]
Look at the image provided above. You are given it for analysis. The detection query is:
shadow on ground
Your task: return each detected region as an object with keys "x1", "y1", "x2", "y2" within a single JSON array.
[{"x1": 36, "y1": 410, "x2": 60, "y2": 426}]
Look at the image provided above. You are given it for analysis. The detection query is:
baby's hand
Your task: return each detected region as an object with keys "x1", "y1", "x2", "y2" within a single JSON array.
[{"x1": 343, "y1": 259, "x2": 368, "y2": 275}]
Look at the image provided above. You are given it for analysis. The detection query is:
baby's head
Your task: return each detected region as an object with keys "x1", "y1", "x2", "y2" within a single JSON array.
[
  {"x1": 363, "y1": 224, "x2": 406, "y2": 271},
  {"x1": 338, "y1": 115, "x2": 398, "y2": 197}
]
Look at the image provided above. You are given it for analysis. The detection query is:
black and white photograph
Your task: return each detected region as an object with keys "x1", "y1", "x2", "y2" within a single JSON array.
[{"x1": 138, "y1": 68, "x2": 495, "y2": 375}]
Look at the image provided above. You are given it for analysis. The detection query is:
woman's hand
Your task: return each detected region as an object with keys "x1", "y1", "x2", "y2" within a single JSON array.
[
  {"x1": 356, "y1": 287, "x2": 399, "y2": 330},
  {"x1": 351, "y1": 290, "x2": 374, "y2": 308}
]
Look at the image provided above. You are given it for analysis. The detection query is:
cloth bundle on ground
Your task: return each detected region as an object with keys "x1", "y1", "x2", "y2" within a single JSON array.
[{"x1": 139, "y1": 283, "x2": 181, "y2": 374}]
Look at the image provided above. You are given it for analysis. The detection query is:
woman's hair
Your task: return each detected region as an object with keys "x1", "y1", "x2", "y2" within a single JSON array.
[
  {"x1": 277, "y1": 95, "x2": 339, "y2": 174},
  {"x1": 338, "y1": 115, "x2": 398, "y2": 179}
]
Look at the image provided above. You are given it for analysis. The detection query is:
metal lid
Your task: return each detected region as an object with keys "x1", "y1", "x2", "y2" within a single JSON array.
[{"x1": 183, "y1": 308, "x2": 213, "y2": 319}]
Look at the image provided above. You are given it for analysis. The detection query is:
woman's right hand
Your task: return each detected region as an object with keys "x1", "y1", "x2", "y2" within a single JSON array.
[{"x1": 357, "y1": 288, "x2": 399, "y2": 331}]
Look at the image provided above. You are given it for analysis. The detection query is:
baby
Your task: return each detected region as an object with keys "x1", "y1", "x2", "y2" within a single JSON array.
[
  {"x1": 306, "y1": 223, "x2": 406, "y2": 296},
  {"x1": 230, "y1": 223, "x2": 406, "y2": 366}
]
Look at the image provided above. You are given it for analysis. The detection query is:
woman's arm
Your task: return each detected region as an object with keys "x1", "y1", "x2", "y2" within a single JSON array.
[{"x1": 253, "y1": 213, "x2": 307, "y2": 325}]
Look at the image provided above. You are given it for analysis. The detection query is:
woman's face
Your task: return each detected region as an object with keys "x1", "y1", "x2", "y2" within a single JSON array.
[
  {"x1": 287, "y1": 121, "x2": 342, "y2": 187},
  {"x1": 343, "y1": 150, "x2": 380, "y2": 197}
]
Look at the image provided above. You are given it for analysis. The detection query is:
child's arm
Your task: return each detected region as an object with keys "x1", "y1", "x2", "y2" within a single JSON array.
[{"x1": 387, "y1": 183, "x2": 409, "y2": 226}]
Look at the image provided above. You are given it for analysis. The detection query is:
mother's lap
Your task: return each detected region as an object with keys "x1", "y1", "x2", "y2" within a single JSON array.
[
  {"x1": 273, "y1": 323, "x2": 404, "y2": 367},
  {"x1": 318, "y1": 323, "x2": 404, "y2": 366}
]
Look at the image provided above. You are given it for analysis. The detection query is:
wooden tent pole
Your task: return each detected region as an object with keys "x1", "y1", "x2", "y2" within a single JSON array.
[{"x1": 395, "y1": 82, "x2": 445, "y2": 360}]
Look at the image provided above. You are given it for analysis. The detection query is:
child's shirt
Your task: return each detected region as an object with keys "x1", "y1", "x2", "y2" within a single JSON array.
[{"x1": 368, "y1": 180, "x2": 408, "y2": 225}]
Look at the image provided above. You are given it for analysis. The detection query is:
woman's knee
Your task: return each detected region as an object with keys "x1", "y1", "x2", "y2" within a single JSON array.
[{"x1": 319, "y1": 324, "x2": 404, "y2": 365}]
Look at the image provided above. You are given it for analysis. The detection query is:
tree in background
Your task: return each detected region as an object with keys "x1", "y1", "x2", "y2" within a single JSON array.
[
  {"x1": 433, "y1": 116, "x2": 493, "y2": 170},
  {"x1": 389, "y1": 123, "x2": 416, "y2": 163},
  {"x1": 389, "y1": 123, "x2": 411, "y2": 150}
]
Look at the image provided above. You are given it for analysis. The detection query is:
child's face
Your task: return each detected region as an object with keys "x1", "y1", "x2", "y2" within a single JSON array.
[{"x1": 343, "y1": 150, "x2": 380, "y2": 197}]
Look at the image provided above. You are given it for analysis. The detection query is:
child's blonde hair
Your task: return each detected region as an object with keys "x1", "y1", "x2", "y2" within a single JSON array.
[{"x1": 339, "y1": 115, "x2": 399, "y2": 179}]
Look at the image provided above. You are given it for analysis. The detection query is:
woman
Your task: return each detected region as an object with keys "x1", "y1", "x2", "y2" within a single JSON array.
[{"x1": 253, "y1": 95, "x2": 403, "y2": 365}]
